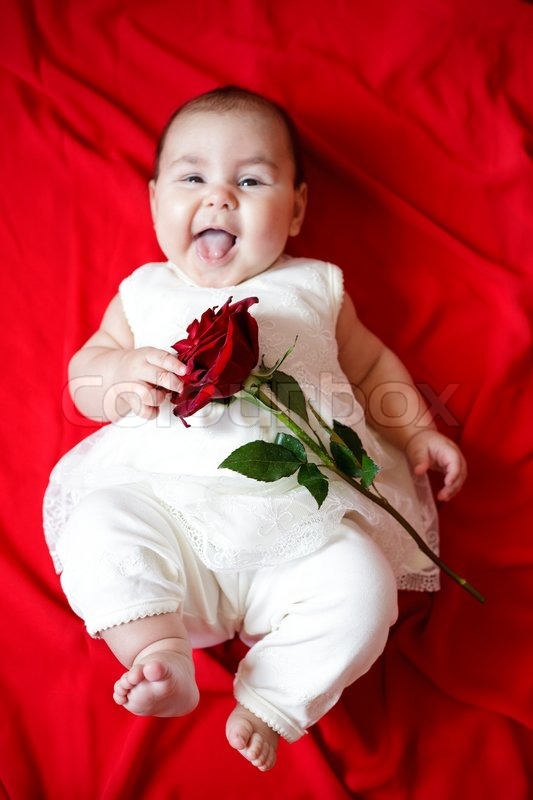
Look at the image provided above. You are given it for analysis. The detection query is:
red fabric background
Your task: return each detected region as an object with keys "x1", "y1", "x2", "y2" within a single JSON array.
[{"x1": 1, "y1": 1, "x2": 532, "y2": 797}]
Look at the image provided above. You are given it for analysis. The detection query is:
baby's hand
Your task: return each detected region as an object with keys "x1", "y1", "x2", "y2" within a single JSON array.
[
  {"x1": 110, "y1": 347, "x2": 186, "y2": 420},
  {"x1": 405, "y1": 429, "x2": 467, "y2": 501}
]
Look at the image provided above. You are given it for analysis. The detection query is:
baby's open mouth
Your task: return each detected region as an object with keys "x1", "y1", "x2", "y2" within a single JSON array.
[{"x1": 195, "y1": 229, "x2": 237, "y2": 262}]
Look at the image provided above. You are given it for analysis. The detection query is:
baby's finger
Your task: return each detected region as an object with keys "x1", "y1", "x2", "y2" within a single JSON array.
[
  {"x1": 106, "y1": 381, "x2": 164, "y2": 421},
  {"x1": 145, "y1": 349, "x2": 187, "y2": 392},
  {"x1": 437, "y1": 482, "x2": 456, "y2": 502},
  {"x1": 437, "y1": 484, "x2": 460, "y2": 502},
  {"x1": 406, "y1": 437, "x2": 431, "y2": 475},
  {"x1": 145, "y1": 386, "x2": 169, "y2": 407},
  {"x1": 146, "y1": 348, "x2": 187, "y2": 376},
  {"x1": 437, "y1": 461, "x2": 467, "y2": 501},
  {"x1": 154, "y1": 371, "x2": 183, "y2": 393},
  {"x1": 130, "y1": 382, "x2": 166, "y2": 410},
  {"x1": 413, "y1": 459, "x2": 430, "y2": 477}
]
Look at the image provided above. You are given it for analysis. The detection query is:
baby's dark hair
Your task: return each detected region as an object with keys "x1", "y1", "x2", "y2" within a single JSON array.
[{"x1": 153, "y1": 85, "x2": 306, "y2": 186}]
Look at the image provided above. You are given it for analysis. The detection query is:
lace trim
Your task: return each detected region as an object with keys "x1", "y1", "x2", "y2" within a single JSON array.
[
  {"x1": 43, "y1": 482, "x2": 84, "y2": 573},
  {"x1": 234, "y1": 678, "x2": 306, "y2": 743},
  {"x1": 154, "y1": 493, "x2": 336, "y2": 571},
  {"x1": 397, "y1": 571, "x2": 440, "y2": 592},
  {"x1": 44, "y1": 475, "x2": 442, "y2": 591},
  {"x1": 86, "y1": 601, "x2": 179, "y2": 639}
]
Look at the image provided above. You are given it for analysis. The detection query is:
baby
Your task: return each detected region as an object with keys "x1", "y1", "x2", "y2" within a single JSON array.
[{"x1": 44, "y1": 86, "x2": 467, "y2": 771}]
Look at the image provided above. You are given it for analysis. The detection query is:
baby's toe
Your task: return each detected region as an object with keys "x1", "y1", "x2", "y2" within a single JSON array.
[
  {"x1": 113, "y1": 689, "x2": 127, "y2": 705},
  {"x1": 250, "y1": 736, "x2": 275, "y2": 771},
  {"x1": 227, "y1": 718, "x2": 253, "y2": 750},
  {"x1": 113, "y1": 665, "x2": 144, "y2": 702},
  {"x1": 245, "y1": 731, "x2": 263, "y2": 760},
  {"x1": 126, "y1": 664, "x2": 146, "y2": 686},
  {"x1": 114, "y1": 675, "x2": 131, "y2": 695},
  {"x1": 142, "y1": 660, "x2": 168, "y2": 682},
  {"x1": 113, "y1": 678, "x2": 131, "y2": 704}
]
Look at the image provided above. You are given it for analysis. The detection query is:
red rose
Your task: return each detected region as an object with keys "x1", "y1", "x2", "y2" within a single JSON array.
[{"x1": 171, "y1": 296, "x2": 259, "y2": 424}]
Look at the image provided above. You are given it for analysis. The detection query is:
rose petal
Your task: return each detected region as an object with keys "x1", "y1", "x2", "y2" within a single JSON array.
[{"x1": 171, "y1": 296, "x2": 259, "y2": 420}]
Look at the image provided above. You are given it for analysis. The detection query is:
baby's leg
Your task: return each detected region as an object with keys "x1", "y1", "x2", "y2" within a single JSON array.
[
  {"x1": 230, "y1": 520, "x2": 398, "y2": 747},
  {"x1": 103, "y1": 612, "x2": 199, "y2": 717},
  {"x1": 56, "y1": 484, "x2": 235, "y2": 717}
]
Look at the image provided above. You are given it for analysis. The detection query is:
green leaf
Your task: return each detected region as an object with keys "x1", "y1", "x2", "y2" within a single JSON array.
[
  {"x1": 297, "y1": 463, "x2": 329, "y2": 508},
  {"x1": 331, "y1": 441, "x2": 361, "y2": 478},
  {"x1": 360, "y1": 454, "x2": 381, "y2": 488},
  {"x1": 332, "y1": 420, "x2": 364, "y2": 464},
  {"x1": 332, "y1": 419, "x2": 381, "y2": 486},
  {"x1": 274, "y1": 433, "x2": 307, "y2": 462},
  {"x1": 269, "y1": 370, "x2": 309, "y2": 424},
  {"x1": 219, "y1": 441, "x2": 302, "y2": 481}
]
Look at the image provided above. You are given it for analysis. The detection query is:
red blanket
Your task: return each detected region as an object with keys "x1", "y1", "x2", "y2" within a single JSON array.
[{"x1": 2, "y1": 2, "x2": 532, "y2": 797}]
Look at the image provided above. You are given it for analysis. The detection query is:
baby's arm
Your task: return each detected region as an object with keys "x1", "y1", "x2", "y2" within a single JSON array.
[
  {"x1": 68, "y1": 294, "x2": 185, "y2": 423},
  {"x1": 336, "y1": 294, "x2": 467, "y2": 500}
]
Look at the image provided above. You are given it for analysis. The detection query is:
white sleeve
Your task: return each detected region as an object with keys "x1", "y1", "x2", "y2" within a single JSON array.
[
  {"x1": 118, "y1": 263, "x2": 160, "y2": 345},
  {"x1": 326, "y1": 262, "x2": 345, "y2": 324}
]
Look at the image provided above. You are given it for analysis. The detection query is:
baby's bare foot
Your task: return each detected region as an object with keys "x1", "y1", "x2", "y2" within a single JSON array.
[
  {"x1": 226, "y1": 703, "x2": 279, "y2": 771},
  {"x1": 113, "y1": 638, "x2": 199, "y2": 717}
]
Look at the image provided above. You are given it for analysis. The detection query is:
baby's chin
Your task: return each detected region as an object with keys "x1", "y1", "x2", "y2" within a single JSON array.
[{"x1": 179, "y1": 255, "x2": 277, "y2": 288}]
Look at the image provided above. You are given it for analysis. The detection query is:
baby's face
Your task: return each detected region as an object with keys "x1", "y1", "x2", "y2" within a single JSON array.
[{"x1": 149, "y1": 108, "x2": 307, "y2": 287}]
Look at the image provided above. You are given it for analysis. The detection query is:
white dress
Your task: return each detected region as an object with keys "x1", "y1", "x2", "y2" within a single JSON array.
[{"x1": 43, "y1": 256, "x2": 440, "y2": 591}]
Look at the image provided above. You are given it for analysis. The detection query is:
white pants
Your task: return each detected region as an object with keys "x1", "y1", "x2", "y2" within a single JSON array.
[{"x1": 57, "y1": 483, "x2": 398, "y2": 742}]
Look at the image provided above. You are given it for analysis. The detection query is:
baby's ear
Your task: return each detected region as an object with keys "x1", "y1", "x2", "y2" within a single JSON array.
[{"x1": 289, "y1": 183, "x2": 308, "y2": 237}]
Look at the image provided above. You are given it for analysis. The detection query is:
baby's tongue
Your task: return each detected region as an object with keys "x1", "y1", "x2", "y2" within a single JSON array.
[{"x1": 196, "y1": 229, "x2": 235, "y2": 261}]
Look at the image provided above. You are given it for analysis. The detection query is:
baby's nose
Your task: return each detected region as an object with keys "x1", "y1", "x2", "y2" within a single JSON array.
[{"x1": 203, "y1": 185, "x2": 237, "y2": 211}]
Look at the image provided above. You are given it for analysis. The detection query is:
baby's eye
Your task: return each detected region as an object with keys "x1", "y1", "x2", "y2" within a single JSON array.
[
  {"x1": 183, "y1": 175, "x2": 204, "y2": 184},
  {"x1": 239, "y1": 177, "x2": 262, "y2": 187}
]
